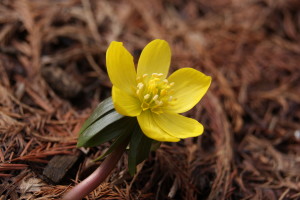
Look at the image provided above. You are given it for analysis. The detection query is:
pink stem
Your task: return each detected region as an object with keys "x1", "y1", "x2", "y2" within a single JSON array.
[{"x1": 63, "y1": 142, "x2": 127, "y2": 200}]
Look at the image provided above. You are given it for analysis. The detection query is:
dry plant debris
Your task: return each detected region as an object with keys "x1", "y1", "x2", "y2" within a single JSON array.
[{"x1": 0, "y1": 0, "x2": 300, "y2": 199}]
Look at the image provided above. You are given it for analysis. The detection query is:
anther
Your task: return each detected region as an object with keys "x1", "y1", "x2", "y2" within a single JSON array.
[
  {"x1": 137, "y1": 83, "x2": 144, "y2": 90},
  {"x1": 137, "y1": 72, "x2": 177, "y2": 112},
  {"x1": 144, "y1": 94, "x2": 150, "y2": 99},
  {"x1": 152, "y1": 94, "x2": 159, "y2": 101},
  {"x1": 155, "y1": 100, "x2": 163, "y2": 106}
]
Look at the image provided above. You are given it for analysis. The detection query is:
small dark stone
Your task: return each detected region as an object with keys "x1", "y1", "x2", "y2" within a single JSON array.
[{"x1": 43, "y1": 154, "x2": 80, "y2": 184}]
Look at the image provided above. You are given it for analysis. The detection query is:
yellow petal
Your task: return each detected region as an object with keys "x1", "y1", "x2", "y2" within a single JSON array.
[
  {"x1": 112, "y1": 86, "x2": 142, "y2": 117},
  {"x1": 166, "y1": 68, "x2": 211, "y2": 113},
  {"x1": 154, "y1": 113, "x2": 204, "y2": 138},
  {"x1": 137, "y1": 39, "x2": 171, "y2": 79},
  {"x1": 106, "y1": 41, "x2": 136, "y2": 95},
  {"x1": 137, "y1": 111, "x2": 180, "y2": 142}
]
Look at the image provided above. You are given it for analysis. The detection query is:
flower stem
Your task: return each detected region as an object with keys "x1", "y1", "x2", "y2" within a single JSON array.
[{"x1": 63, "y1": 141, "x2": 128, "y2": 200}]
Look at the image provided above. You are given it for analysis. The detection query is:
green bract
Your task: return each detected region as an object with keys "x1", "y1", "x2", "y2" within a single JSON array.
[{"x1": 77, "y1": 97, "x2": 155, "y2": 175}]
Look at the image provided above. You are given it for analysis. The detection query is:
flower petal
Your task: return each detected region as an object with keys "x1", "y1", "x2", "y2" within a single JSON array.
[
  {"x1": 137, "y1": 111, "x2": 180, "y2": 142},
  {"x1": 154, "y1": 112, "x2": 204, "y2": 138},
  {"x1": 137, "y1": 39, "x2": 171, "y2": 79},
  {"x1": 166, "y1": 68, "x2": 211, "y2": 113},
  {"x1": 106, "y1": 41, "x2": 137, "y2": 94},
  {"x1": 112, "y1": 86, "x2": 142, "y2": 117}
]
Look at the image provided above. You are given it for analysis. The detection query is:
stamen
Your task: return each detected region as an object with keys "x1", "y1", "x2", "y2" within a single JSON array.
[
  {"x1": 160, "y1": 89, "x2": 167, "y2": 96},
  {"x1": 141, "y1": 102, "x2": 149, "y2": 111},
  {"x1": 152, "y1": 94, "x2": 159, "y2": 101},
  {"x1": 149, "y1": 80, "x2": 155, "y2": 86},
  {"x1": 144, "y1": 94, "x2": 150, "y2": 99},
  {"x1": 151, "y1": 107, "x2": 163, "y2": 114},
  {"x1": 155, "y1": 100, "x2": 163, "y2": 106},
  {"x1": 153, "y1": 88, "x2": 158, "y2": 94},
  {"x1": 136, "y1": 72, "x2": 178, "y2": 114},
  {"x1": 137, "y1": 83, "x2": 144, "y2": 90}
]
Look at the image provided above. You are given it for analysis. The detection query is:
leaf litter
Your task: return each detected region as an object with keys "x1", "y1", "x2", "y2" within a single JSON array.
[{"x1": 0, "y1": 0, "x2": 300, "y2": 199}]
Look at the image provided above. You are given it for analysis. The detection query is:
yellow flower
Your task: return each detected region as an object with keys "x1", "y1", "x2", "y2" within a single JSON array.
[{"x1": 106, "y1": 39, "x2": 211, "y2": 142}]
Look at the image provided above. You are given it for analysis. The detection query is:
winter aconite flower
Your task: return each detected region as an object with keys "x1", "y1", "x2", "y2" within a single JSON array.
[{"x1": 106, "y1": 39, "x2": 211, "y2": 142}]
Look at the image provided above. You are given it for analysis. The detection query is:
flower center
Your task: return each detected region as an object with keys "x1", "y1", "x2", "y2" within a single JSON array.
[{"x1": 135, "y1": 73, "x2": 177, "y2": 114}]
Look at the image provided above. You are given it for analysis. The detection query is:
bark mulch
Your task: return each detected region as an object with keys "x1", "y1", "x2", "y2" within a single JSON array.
[{"x1": 1, "y1": 0, "x2": 300, "y2": 199}]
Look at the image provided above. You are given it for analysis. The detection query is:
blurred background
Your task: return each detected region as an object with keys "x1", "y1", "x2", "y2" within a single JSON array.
[{"x1": 1, "y1": 0, "x2": 300, "y2": 199}]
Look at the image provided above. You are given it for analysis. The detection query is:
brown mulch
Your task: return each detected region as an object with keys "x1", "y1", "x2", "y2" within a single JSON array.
[{"x1": 1, "y1": 0, "x2": 300, "y2": 199}]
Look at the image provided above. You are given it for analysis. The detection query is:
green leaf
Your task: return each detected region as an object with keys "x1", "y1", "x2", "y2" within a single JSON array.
[
  {"x1": 78, "y1": 97, "x2": 114, "y2": 135},
  {"x1": 94, "y1": 118, "x2": 137, "y2": 161},
  {"x1": 77, "y1": 110, "x2": 124, "y2": 147},
  {"x1": 80, "y1": 117, "x2": 133, "y2": 147},
  {"x1": 128, "y1": 124, "x2": 153, "y2": 176}
]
